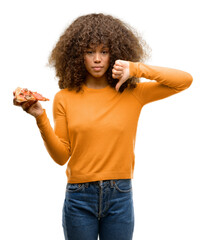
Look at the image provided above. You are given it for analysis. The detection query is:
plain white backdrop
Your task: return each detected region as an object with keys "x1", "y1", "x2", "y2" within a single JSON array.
[{"x1": 1, "y1": 0, "x2": 206, "y2": 239}]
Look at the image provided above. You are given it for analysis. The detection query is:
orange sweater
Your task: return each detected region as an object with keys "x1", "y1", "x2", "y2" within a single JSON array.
[{"x1": 36, "y1": 62, "x2": 193, "y2": 183}]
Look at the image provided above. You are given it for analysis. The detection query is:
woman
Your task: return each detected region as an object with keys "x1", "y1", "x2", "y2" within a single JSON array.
[{"x1": 13, "y1": 13, "x2": 193, "y2": 240}]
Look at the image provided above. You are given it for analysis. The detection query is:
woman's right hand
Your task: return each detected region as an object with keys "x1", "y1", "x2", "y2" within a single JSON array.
[{"x1": 13, "y1": 98, "x2": 44, "y2": 118}]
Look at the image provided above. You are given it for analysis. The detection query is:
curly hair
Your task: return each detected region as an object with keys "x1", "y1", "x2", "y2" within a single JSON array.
[{"x1": 48, "y1": 13, "x2": 151, "y2": 93}]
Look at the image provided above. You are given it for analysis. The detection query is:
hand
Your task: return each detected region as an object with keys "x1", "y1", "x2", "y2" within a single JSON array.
[
  {"x1": 112, "y1": 60, "x2": 131, "y2": 92},
  {"x1": 13, "y1": 98, "x2": 44, "y2": 118}
]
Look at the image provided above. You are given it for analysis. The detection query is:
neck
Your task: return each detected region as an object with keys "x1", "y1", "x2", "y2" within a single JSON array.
[{"x1": 85, "y1": 73, "x2": 108, "y2": 89}]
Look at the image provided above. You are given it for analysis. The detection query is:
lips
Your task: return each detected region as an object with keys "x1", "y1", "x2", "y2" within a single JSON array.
[{"x1": 92, "y1": 66, "x2": 103, "y2": 71}]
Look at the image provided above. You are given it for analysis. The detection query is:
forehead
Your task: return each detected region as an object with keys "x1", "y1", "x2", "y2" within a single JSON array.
[{"x1": 87, "y1": 43, "x2": 109, "y2": 49}]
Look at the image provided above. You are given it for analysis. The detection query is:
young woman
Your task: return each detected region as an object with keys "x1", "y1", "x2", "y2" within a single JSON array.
[{"x1": 13, "y1": 13, "x2": 193, "y2": 240}]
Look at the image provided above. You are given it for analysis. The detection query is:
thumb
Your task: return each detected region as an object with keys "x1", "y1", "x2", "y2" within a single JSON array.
[{"x1": 115, "y1": 81, "x2": 122, "y2": 92}]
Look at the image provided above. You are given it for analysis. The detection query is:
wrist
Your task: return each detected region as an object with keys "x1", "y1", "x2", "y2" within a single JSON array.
[
  {"x1": 34, "y1": 109, "x2": 44, "y2": 118},
  {"x1": 129, "y1": 61, "x2": 140, "y2": 77}
]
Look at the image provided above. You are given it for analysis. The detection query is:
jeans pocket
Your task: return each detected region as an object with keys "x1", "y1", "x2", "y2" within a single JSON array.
[
  {"x1": 66, "y1": 183, "x2": 85, "y2": 193},
  {"x1": 114, "y1": 179, "x2": 132, "y2": 193}
]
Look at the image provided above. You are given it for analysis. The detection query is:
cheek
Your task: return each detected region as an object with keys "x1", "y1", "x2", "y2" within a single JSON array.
[
  {"x1": 84, "y1": 57, "x2": 90, "y2": 69},
  {"x1": 106, "y1": 57, "x2": 110, "y2": 68}
]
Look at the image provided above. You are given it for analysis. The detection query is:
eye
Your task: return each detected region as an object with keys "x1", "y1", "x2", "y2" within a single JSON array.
[
  {"x1": 102, "y1": 50, "x2": 109, "y2": 54},
  {"x1": 86, "y1": 50, "x2": 93, "y2": 54}
]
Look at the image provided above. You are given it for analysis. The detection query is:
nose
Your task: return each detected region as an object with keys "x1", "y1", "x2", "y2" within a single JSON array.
[{"x1": 94, "y1": 52, "x2": 101, "y2": 63}]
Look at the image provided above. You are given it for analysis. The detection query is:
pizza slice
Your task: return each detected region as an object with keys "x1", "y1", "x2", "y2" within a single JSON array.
[{"x1": 13, "y1": 87, "x2": 49, "y2": 103}]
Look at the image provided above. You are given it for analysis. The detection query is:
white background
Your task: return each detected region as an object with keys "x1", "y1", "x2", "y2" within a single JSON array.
[{"x1": 1, "y1": 0, "x2": 206, "y2": 239}]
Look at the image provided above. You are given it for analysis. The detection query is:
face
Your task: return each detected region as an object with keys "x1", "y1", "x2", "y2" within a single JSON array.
[{"x1": 84, "y1": 44, "x2": 110, "y2": 79}]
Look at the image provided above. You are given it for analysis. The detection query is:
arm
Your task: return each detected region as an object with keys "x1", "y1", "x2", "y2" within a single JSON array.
[
  {"x1": 36, "y1": 91, "x2": 71, "y2": 165},
  {"x1": 112, "y1": 60, "x2": 193, "y2": 105},
  {"x1": 129, "y1": 62, "x2": 193, "y2": 105}
]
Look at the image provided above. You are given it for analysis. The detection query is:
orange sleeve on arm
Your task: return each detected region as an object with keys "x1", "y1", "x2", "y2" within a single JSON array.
[
  {"x1": 129, "y1": 62, "x2": 193, "y2": 105},
  {"x1": 36, "y1": 91, "x2": 71, "y2": 165}
]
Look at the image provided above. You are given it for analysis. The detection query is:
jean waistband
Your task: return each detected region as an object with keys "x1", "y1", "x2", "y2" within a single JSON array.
[
  {"x1": 84, "y1": 180, "x2": 115, "y2": 188},
  {"x1": 67, "y1": 179, "x2": 132, "y2": 188}
]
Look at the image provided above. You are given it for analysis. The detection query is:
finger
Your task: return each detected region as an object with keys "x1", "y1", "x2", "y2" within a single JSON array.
[
  {"x1": 13, "y1": 98, "x2": 22, "y2": 106},
  {"x1": 112, "y1": 73, "x2": 123, "y2": 79},
  {"x1": 115, "y1": 81, "x2": 122, "y2": 92},
  {"x1": 21, "y1": 102, "x2": 31, "y2": 112},
  {"x1": 112, "y1": 71, "x2": 122, "y2": 75},
  {"x1": 21, "y1": 100, "x2": 37, "y2": 112},
  {"x1": 112, "y1": 73, "x2": 123, "y2": 78},
  {"x1": 112, "y1": 69, "x2": 123, "y2": 75},
  {"x1": 113, "y1": 65, "x2": 124, "y2": 71},
  {"x1": 115, "y1": 60, "x2": 123, "y2": 66}
]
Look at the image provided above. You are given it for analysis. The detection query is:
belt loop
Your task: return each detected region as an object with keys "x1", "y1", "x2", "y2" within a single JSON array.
[{"x1": 110, "y1": 180, "x2": 114, "y2": 188}]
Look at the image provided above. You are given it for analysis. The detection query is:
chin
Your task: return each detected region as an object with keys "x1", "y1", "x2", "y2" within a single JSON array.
[{"x1": 92, "y1": 73, "x2": 105, "y2": 78}]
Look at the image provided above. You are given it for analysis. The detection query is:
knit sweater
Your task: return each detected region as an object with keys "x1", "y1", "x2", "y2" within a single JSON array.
[{"x1": 36, "y1": 62, "x2": 193, "y2": 183}]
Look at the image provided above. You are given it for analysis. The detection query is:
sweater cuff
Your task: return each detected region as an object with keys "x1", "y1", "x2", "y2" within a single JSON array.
[
  {"x1": 36, "y1": 109, "x2": 48, "y2": 127},
  {"x1": 129, "y1": 61, "x2": 140, "y2": 77}
]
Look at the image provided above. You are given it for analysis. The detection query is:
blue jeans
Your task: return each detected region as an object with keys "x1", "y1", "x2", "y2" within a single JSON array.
[{"x1": 62, "y1": 179, "x2": 134, "y2": 240}]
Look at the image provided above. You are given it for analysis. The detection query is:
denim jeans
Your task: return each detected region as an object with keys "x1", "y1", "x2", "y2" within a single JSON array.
[{"x1": 62, "y1": 179, "x2": 134, "y2": 240}]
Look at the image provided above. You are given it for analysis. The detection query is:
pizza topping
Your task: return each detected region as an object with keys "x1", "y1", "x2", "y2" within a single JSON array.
[
  {"x1": 25, "y1": 95, "x2": 32, "y2": 100},
  {"x1": 14, "y1": 87, "x2": 49, "y2": 102}
]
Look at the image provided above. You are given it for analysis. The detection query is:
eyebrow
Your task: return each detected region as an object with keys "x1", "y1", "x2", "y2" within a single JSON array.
[{"x1": 87, "y1": 45, "x2": 109, "y2": 50}]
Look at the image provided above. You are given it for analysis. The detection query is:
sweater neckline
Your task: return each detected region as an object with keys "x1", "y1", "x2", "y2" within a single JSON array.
[{"x1": 83, "y1": 83, "x2": 111, "y2": 92}]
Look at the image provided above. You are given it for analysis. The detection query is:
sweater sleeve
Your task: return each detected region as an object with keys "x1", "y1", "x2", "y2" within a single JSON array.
[
  {"x1": 36, "y1": 91, "x2": 71, "y2": 165},
  {"x1": 129, "y1": 62, "x2": 193, "y2": 106}
]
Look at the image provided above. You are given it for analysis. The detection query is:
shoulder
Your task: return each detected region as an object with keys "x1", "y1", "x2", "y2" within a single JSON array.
[
  {"x1": 54, "y1": 88, "x2": 70, "y2": 101},
  {"x1": 53, "y1": 89, "x2": 71, "y2": 109},
  {"x1": 128, "y1": 81, "x2": 155, "y2": 105}
]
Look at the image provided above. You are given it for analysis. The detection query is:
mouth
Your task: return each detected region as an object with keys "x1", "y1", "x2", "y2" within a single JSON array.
[{"x1": 92, "y1": 66, "x2": 103, "y2": 71}]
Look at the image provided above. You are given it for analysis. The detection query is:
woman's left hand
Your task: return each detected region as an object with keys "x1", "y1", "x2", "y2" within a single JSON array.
[{"x1": 112, "y1": 60, "x2": 131, "y2": 92}]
